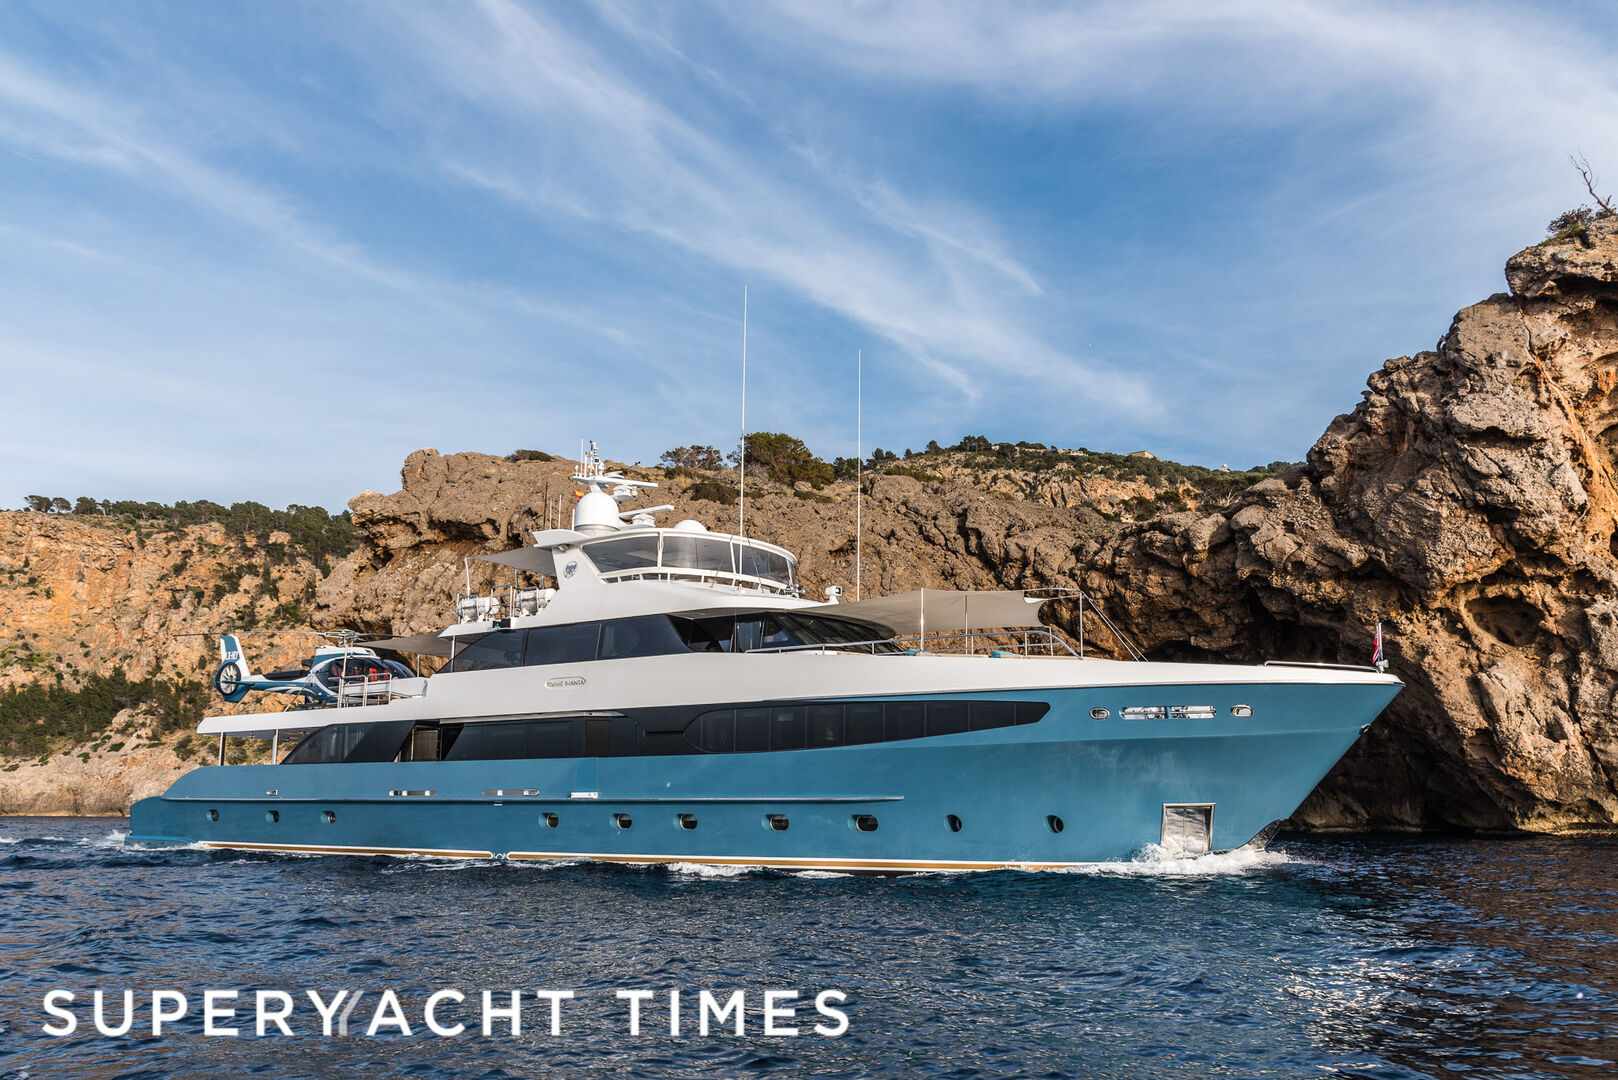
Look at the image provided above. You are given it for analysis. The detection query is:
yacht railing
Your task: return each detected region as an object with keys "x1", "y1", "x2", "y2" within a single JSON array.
[
  {"x1": 748, "y1": 628, "x2": 1079, "y2": 658},
  {"x1": 1263, "y1": 659, "x2": 1386, "y2": 673},
  {"x1": 335, "y1": 671, "x2": 394, "y2": 707},
  {"x1": 1025, "y1": 588, "x2": 1147, "y2": 661},
  {"x1": 597, "y1": 567, "x2": 800, "y2": 596}
]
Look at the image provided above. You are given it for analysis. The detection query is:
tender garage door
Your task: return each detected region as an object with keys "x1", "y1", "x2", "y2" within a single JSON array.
[{"x1": 1160, "y1": 803, "x2": 1214, "y2": 856}]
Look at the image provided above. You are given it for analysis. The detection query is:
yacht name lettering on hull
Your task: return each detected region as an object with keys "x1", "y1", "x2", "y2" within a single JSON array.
[{"x1": 546, "y1": 676, "x2": 587, "y2": 689}]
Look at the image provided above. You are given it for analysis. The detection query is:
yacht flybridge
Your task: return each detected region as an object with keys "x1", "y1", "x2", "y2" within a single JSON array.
[{"x1": 130, "y1": 444, "x2": 1402, "y2": 870}]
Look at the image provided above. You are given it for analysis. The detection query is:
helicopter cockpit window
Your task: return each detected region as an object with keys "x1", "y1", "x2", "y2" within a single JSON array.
[{"x1": 317, "y1": 656, "x2": 393, "y2": 689}]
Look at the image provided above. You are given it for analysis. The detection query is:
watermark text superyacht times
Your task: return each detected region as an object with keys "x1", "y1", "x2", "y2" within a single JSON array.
[{"x1": 35, "y1": 987, "x2": 851, "y2": 1039}]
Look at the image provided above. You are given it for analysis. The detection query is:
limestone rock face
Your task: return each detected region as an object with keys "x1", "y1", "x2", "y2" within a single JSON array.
[
  {"x1": 1083, "y1": 215, "x2": 1618, "y2": 831},
  {"x1": 323, "y1": 457, "x2": 1117, "y2": 635},
  {"x1": 9, "y1": 219, "x2": 1618, "y2": 831},
  {"x1": 0, "y1": 730, "x2": 194, "y2": 816},
  {"x1": 0, "y1": 514, "x2": 321, "y2": 814},
  {"x1": 1505, "y1": 218, "x2": 1618, "y2": 298},
  {"x1": 0, "y1": 514, "x2": 325, "y2": 689}
]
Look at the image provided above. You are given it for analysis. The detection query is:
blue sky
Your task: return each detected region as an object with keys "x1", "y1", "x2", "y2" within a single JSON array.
[{"x1": 3, "y1": 1, "x2": 1617, "y2": 512}]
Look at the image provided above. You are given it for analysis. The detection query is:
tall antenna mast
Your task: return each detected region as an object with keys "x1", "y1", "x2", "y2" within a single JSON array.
[
  {"x1": 739, "y1": 285, "x2": 747, "y2": 539},
  {"x1": 856, "y1": 348, "x2": 862, "y2": 601}
]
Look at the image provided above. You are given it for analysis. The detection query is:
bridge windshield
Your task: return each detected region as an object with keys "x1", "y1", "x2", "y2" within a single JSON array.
[{"x1": 583, "y1": 533, "x2": 794, "y2": 588}]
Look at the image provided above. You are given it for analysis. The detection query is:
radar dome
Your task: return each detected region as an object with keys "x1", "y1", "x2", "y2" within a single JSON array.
[
  {"x1": 572, "y1": 489, "x2": 623, "y2": 533},
  {"x1": 673, "y1": 519, "x2": 707, "y2": 532}
]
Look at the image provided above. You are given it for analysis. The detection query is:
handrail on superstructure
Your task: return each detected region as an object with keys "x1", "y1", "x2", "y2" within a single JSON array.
[
  {"x1": 748, "y1": 628, "x2": 1079, "y2": 659},
  {"x1": 335, "y1": 671, "x2": 396, "y2": 707},
  {"x1": 1025, "y1": 587, "x2": 1147, "y2": 662},
  {"x1": 595, "y1": 566, "x2": 800, "y2": 596},
  {"x1": 1263, "y1": 660, "x2": 1386, "y2": 673}
]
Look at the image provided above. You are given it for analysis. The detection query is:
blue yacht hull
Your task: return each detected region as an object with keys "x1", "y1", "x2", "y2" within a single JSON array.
[{"x1": 129, "y1": 679, "x2": 1399, "y2": 869}]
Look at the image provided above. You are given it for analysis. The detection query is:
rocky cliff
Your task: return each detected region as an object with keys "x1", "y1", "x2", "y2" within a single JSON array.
[
  {"x1": 321, "y1": 451, "x2": 1117, "y2": 635},
  {"x1": 322, "y1": 218, "x2": 1618, "y2": 834},
  {"x1": 0, "y1": 513, "x2": 326, "y2": 689},
  {"x1": 0, "y1": 514, "x2": 330, "y2": 813},
  {"x1": 1084, "y1": 215, "x2": 1618, "y2": 831},
  {"x1": 6, "y1": 218, "x2": 1618, "y2": 829}
]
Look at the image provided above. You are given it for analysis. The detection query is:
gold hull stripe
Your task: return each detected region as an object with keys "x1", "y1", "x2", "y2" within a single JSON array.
[
  {"x1": 506, "y1": 851, "x2": 1078, "y2": 872},
  {"x1": 201, "y1": 841, "x2": 494, "y2": 859},
  {"x1": 198, "y1": 841, "x2": 1076, "y2": 871}
]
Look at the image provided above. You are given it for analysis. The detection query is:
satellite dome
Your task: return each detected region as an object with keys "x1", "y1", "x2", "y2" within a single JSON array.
[
  {"x1": 572, "y1": 489, "x2": 622, "y2": 533},
  {"x1": 673, "y1": 519, "x2": 707, "y2": 532}
]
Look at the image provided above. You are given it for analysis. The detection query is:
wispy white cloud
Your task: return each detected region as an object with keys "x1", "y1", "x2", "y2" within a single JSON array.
[
  {"x1": 731, "y1": 0, "x2": 1618, "y2": 213},
  {"x1": 697, "y1": 0, "x2": 1618, "y2": 458},
  {"x1": 0, "y1": 51, "x2": 436, "y2": 300},
  {"x1": 4, "y1": 0, "x2": 1616, "y2": 511},
  {"x1": 370, "y1": 0, "x2": 1146, "y2": 411}
]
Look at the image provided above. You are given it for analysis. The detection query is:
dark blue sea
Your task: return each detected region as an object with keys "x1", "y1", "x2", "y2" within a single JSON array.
[{"x1": 0, "y1": 819, "x2": 1613, "y2": 1079}]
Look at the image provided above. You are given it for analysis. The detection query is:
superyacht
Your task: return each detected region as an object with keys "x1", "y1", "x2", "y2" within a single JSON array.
[{"x1": 129, "y1": 445, "x2": 1402, "y2": 870}]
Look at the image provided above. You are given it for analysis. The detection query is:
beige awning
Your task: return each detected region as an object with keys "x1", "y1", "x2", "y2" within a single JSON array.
[
  {"x1": 475, "y1": 529, "x2": 593, "y2": 578},
  {"x1": 478, "y1": 547, "x2": 558, "y2": 577},
  {"x1": 807, "y1": 589, "x2": 1047, "y2": 636},
  {"x1": 364, "y1": 632, "x2": 456, "y2": 658}
]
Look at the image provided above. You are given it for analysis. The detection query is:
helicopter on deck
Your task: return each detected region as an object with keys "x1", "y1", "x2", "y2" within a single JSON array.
[{"x1": 210, "y1": 633, "x2": 414, "y2": 706}]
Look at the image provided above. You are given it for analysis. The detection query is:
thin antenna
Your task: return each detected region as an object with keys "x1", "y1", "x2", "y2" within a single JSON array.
[
  {"x1": 739, "y1": 285, "x2": 748, "y2": 539},
  {"x1": 856, "y1": 348, "x2": 862, "y2": 601}
]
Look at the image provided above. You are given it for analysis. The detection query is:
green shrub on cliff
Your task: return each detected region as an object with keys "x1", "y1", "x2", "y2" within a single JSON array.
[
  {"x1": 26, "y1": 498, "x2": 364, "y2": 570},
  {"x1": 660, "y1": 445, "x2": 725, "y2": 472},
  {"x1": 0, "y1": 670, "x2": 210, "y2": 757},
  {"x1": 1547, "y1": 208, "x2": 1596, "y2": 248},
  {"x1": 737, "y1": 433, "x2": 835, "y2": 489},
  {"x1": 688, "y1": 480, "x2": 737, "y2": 505},
  {"x1": 907, "y1": 436, "x2": 1301, "y2": 501}
]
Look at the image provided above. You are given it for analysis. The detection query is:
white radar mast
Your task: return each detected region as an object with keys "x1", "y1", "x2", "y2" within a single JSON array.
[{"x1": 570, "y1": 441, "x2": 672, "y2": 534}]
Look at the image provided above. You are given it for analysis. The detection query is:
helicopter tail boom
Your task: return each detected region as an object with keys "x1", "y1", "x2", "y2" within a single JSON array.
[{"x1": 213, "y1": 634, "x2": 255, "y2": 703}]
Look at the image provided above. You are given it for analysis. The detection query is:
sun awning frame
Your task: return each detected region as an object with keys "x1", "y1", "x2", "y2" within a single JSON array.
[{"x1": 805, "y1": 589, "x2": 1047, "y2": 637}]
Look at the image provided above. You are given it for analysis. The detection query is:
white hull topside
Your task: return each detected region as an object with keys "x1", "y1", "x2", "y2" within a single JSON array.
[{"x1": 200, "y1": 652, "x2": 1400, "y2": 736}]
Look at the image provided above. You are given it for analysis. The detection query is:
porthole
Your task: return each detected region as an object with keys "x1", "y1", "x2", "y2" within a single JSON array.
[
  {"x1": 1047, "y1": 815, "x2": 1064, "y2": 834},
  {"x1": 541, "y1": 812, "x2": 559, "y2": 828},
  {"x1": 676, "y1": 813, "x2": 698, "y2": 830},
  {"x1": 322, "y1": 810, "x2": 336, "y2": 824},
  {"x1": 1231, "y1": 704, "x2": 1253, "y2": 717},
  {"x1": 265, "y1": 810, "x2": 279, "y2": 824},
  {"x1": 613, "y1": 813, "x2": 633, "y2": 829},
  {"x1": 765, "y1": 814, "x2": 790, "y2": 832},
  {"x1": 206, "y1": 808, "x2": 218, "y2": 823},
  {"x1": 1089, "y1": 707, "x2": 1110, "y2": 720},
  {"x1": 946, "y1": 814, "x2": 963, "y2": 833},
  {"x1": 851, "y1": 814, "x2": 879, "y2": 833}
]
